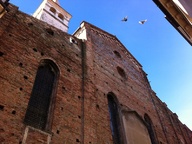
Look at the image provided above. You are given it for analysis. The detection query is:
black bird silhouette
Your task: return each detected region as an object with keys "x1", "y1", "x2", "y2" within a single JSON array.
[
  {"x1": 121, "y1": 16, "x2": 128, "y2": 22},
  {"x1": 139, "y1": 19, "x2": 147, "y2": 24}
]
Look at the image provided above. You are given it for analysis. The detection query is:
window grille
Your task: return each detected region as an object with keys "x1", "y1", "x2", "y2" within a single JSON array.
[
  {"x1": 24, "y1": 61, "x2": 58, "y2": 131},
  {"x1": 107, "y1": 94, "x2": 121, "y2": 144}
]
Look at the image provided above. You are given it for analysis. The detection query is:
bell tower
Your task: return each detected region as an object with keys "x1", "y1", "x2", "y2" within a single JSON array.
[{"x1": 33, "y1": 0, "x2": 72, "y2": 32}]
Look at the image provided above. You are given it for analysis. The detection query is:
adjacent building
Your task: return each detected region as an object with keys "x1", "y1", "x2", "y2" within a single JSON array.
[{"x1": 153, "y1": 0, "x2": 192, "y2": 45}]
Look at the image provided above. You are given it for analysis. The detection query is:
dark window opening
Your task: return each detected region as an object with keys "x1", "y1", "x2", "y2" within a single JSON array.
[
  {"x1": 113, "y1": 50, "x2": 121, "y2": 58},
  {"x1": 50, "y1": 7, "x2": 56, "y2": 14},
  {"x1": 19, "y1": 62, "x2": 23, "y2": 67},
  {"x1": 107, "y1": 93, "x2": 121, "y2": 144},
  {"x1": 46, "y1": 28, "x2": 54, "y2": 36},
  {"x1": 33, "y1": 48, "x2": 37, "y2": 52},
  {"x1": 0, "y1": 52, "x2": 4, "y2": 56},
  {"x1": 144, "y1": 114, "x2": 157, "y2": 144},
  {"x1": 28, "y1": 22, "x2": 33, "y2": 27},
  {"x1": 0, "y1": 105, "x2": 4, "y2": 110},
  {"x1": 24, "y1": 60, "x2": 58, "y2": 131},
  {"x1": 58, "y1": 13, "x2": 64, "y2": 20},
  {"x1": 12, "y1": 110, "x2": 16, "y2": 115},
  {"x1": 23, "y1": 75, "x2": 28, "y2": 80}
]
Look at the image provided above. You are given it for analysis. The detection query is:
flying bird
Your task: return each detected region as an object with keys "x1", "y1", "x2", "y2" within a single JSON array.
[
  {"x1": 139, "y1": 19, "x2": 147, "y2": 24},
  {"x1": 121, "y1": 16, "x2": 128, "y2": 22}
]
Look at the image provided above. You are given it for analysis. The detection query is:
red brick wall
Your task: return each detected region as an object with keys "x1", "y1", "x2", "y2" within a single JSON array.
[
  {"x1": 81, "y1": 22, "x2": 192, "y2": 143},
  {"x1": 0, "y1": 5, "x2": 83, "y2": 144}
]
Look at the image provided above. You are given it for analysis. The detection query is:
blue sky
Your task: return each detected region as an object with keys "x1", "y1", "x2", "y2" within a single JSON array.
[{"x1": 10, "y1": 0, "x2": 192, "y2": 130}]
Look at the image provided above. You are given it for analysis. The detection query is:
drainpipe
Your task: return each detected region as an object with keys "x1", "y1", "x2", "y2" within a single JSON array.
[
  {"x1": 177, "y1": 118, "x2": 190, "y2": 144},
  {"x1": 144, "y1": 72, "x2": 169, "y2": 144},
  {"x1": 81, "y1": 39, "x2": 86, "y2": 144},
  {"x1": 184, "y1": 125, "x2": 192, "y2": 143},
  {"x1": 149, "y1": 91, "x2": 169, "y2": 144},
  {"x1": 164, "y1": 106, "x2": 180, "y2": 143}
]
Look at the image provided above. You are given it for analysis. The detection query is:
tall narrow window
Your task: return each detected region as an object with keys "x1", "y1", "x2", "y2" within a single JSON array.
[
  {"x1": 107, "y1": 93, "x2": 121, "y2": 144},
  {"x1": 24, "y1": 60, "x2": 59, "y2": 131},
  {"x1": 144, "y1": 114, "x2": 157, "y2": 144}
]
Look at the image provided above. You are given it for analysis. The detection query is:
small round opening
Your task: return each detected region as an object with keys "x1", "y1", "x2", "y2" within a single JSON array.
[{"x1": 117, "y1": 66, "x2": 126, "y2": 79}]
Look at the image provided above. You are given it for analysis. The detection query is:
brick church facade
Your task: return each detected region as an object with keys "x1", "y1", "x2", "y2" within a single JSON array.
[{"x1": 0, "y1": 2, "x2": 192, "y2": 144}]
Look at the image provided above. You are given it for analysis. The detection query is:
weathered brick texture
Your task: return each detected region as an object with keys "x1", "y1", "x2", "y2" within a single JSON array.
[{"x1": 0, "y1": 4, "x2": 192, "y2": 144}]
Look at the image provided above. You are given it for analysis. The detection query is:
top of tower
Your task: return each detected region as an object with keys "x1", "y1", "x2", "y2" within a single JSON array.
[
  {"x1": 33, "y1": 0, "x2": 72, "y2": 32},
  {"x1": 52, "y1": 0, "x2": 59, "y2": 4}
]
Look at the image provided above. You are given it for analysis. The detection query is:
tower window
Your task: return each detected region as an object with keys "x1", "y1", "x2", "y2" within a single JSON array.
[
  {"x1": 24, "y1": 60, "x2": 59, "y2": 131},
  {"x1": 58, "y1": 13, "x2": 64, "y2": 20},
  {"x1": 107, "y1": 93, "x2": 121, "y2": 144},
  {"x1": 50, "y1": 7, "x2": 56, "y2": 14}
]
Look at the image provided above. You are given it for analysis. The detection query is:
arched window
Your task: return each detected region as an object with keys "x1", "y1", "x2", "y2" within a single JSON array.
[
  {"x1": 58, "y1": 13, "x2": 64, "y2": 20},
  {"x1": 24, "y1": 59, "x2": 59, "y2": 131},
  {"x1": 144, "y1": 114, "x2": 157, "y2": 144},
  {"x1": 107, "y1": 93, "x2": 121, "y2": 144},
  {"x1": 50, "y1": 7, "x2": 56, "y2": 14}
]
